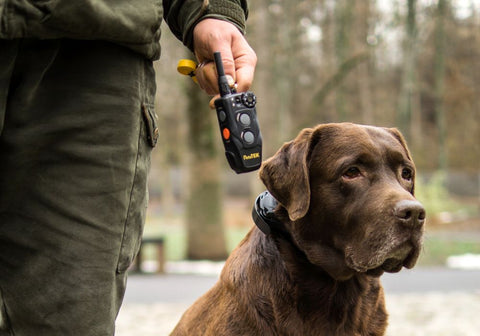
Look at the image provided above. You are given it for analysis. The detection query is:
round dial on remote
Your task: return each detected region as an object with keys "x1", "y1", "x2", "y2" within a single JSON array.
[{"x1": 242, "y1": 92, "x2": 256, "y2": 108}]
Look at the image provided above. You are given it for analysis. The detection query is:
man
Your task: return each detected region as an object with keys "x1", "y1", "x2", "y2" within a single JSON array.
[{"x1": 0, "y1": 0, "x2": 256, "y2": 335}]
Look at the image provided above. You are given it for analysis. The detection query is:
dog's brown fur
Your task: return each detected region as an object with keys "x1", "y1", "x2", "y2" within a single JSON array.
[{"x1": 171, "y1": 123, "x2": 425, "y2": 336}]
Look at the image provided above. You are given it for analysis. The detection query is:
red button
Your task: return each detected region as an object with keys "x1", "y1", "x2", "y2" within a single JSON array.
[{"x1": 222, "y1": 128, "x2": 231, "y2": 140}]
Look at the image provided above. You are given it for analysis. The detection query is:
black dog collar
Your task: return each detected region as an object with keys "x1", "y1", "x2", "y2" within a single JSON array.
[{"x1": 252, "y1": 191, "x2": 281, "y2": 235}]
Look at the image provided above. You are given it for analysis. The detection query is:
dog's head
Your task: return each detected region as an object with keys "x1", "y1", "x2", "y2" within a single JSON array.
[{"x1": 260, "y1": 123, "x2": 425, "y2": 280}]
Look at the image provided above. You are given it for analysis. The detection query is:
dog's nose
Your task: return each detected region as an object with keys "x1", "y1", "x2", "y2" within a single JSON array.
[{"x1": 394, "y1": 200, "x2": 426, "y2": 228}]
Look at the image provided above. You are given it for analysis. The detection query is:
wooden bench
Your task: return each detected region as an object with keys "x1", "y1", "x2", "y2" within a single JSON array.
[{"x1": 132, "y1": 237, "x2": 165, "y2": 274}]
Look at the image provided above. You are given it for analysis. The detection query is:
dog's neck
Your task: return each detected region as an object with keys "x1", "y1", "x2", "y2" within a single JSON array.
[{"x1": 253, "y1": 191, "x2": 356, "y2": 281}]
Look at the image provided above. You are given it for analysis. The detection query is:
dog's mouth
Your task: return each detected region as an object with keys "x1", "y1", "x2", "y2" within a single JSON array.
[
  {"x1": 366, "y1": 256, "x2": 407, "y2": 277},
  {"x1": 342, "y1": 227, "x2": 424, "y2": 278},
  {"x1": 365, "y1": 243, "x2": 419, "y2": 277},
  {"x1": 344, "y1": 237, "x2": 422, "y2": 277}
]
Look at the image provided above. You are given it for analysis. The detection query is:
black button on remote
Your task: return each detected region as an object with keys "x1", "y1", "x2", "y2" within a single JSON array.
[
  {"x1": 242, "y1": 131, "x2": 255, "y2": 144},
  {"x1": 238, "y1": 113, "x2": 251, "y2": 126},
  {"x1": 218, "y1": 110, "x2": 227, "y2": 122}
]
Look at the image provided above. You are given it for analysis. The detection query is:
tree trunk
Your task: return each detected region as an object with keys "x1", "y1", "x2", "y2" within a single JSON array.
[
  {"x1": 184, "y1": 73, "x2": 227, "y2": 260},
  {"x1": 398, "y1": 0, "x2": 419, "y2": 142},
  {"x1": 434, "y1": 0, "x2": 448, "y2": 171},
  {"x1": 353, "y1": 0, "x2": 374, "y2": 125},
  {"x1": 334, "y1": 0, "x2": 353, "y2": 121}
]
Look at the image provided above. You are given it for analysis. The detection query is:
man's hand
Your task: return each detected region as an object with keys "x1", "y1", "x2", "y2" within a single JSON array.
[{"x1": 193, "y1": 18, "x2": 257, "y2": 103}]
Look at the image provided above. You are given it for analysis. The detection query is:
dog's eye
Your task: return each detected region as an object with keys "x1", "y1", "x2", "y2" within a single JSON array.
[
  {"x1": 343, "y1": 167, "x2": 361, "y2": 179},
  {"x1": 401, "y1": 168, "x2": 413, "y2": 181}
]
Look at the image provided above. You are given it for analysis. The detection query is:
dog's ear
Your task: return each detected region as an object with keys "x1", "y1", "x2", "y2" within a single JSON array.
[
  {"x1": 259, "y1": 128, "x2": 316, "y2": 221},
  {"x1": 385, "y1": 127, "x2": 412, "y2": 160},
  {"x1": 385, "y1": 127, "x2": 416, "y2": 194}
]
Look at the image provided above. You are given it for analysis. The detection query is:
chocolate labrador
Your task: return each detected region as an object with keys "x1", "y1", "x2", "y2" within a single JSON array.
[{"x1": 171, "y1": 123, "x2": 425, "y2": 336}]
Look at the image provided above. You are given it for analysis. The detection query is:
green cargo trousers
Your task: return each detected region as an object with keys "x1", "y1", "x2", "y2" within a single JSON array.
[{"x1": 0, "y1": 39, "x2": 157, "y2": 335}]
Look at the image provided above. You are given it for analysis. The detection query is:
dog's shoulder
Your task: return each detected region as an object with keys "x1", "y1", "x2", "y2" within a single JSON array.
[{"x1": 221, "y1": 227, "x2": 291, "y2": 291}]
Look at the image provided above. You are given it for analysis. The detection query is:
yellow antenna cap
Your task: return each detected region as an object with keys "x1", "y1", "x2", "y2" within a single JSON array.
[{"x1": 177, "y1": 59, "x2": 198, "y2": 83}]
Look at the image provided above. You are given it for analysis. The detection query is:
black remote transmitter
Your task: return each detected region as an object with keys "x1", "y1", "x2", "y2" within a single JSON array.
[{"x1": 213, "y1": 52, "x2": 262, "y2": 174}]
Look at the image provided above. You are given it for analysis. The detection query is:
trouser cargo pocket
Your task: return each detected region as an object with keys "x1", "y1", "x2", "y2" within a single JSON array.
[{"x1": 116, "y1": 103, "x2": 155, "y2": 273}]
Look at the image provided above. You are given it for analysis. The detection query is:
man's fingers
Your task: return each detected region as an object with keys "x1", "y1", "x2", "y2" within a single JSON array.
[
  {"x1": 192, "y1": 18, "x2": 257, "y2": 96},
  {"x1": 209, "y1": 95, "x2": 219, "y2": 109},
  {"x1": 195, "y1": 61, "x2": 217, "y2": 95},
  {"x1": 196, "y1": 62, "x2": 236, "y2": 96},
  {"x1": 232, "y1": 41, "x2": 257, "y2": 92},
  {"x1": 234, "y1": 63, "x2": 255, "y2": 93},
  {"x1": 214, "y1": 47, "x2": 236, "y2": 81}
]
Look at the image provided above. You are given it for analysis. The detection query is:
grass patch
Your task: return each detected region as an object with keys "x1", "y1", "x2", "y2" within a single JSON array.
[
  {"x1": 415, "y1": 172, "x2": 479, "y2": 220},
  {"x1": 142, "y1": 215, "x2": 251, "y2": 261},
  {"x1": 418, "y1": 236, "x2": 480, "y2": 266}
]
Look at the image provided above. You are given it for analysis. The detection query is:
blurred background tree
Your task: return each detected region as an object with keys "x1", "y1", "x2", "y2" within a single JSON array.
[
  {"x1": 183, "y1": 60, "x2": 227, "y2": 260},
  {"x1": 144, "y1": 0, "x2": 479, "y2": 263}
]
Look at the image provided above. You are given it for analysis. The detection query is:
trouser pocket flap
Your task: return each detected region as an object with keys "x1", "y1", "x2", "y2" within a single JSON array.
[{"x1": 142, "y1": 103, "x2": 158, "y2": 147}]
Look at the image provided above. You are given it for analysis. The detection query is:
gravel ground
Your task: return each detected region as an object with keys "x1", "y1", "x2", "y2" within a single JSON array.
[
  {"x1": 116, "y1": 260, "x2": 480, "y2": 335},
  {"x1": 384, "y1": 292, "x2": 480, "y2": 336},
  {"x1": 116, "y1": 291, "x2": 480, "y2": 335}
]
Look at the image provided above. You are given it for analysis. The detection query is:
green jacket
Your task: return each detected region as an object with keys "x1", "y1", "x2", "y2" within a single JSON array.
[{"x1": 0, "y1": 0, "x2": 248, "y2": 59}]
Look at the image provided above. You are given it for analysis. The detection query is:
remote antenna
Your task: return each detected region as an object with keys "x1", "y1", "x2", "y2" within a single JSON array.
[{"x1": 214, "y1": 52, "x2": 231, "y2": 97}]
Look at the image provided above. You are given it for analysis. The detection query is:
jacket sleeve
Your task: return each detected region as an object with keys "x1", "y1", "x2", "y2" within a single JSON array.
[{"x1": 163, "y1": 0, "x2": 248, "y2": 51}]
